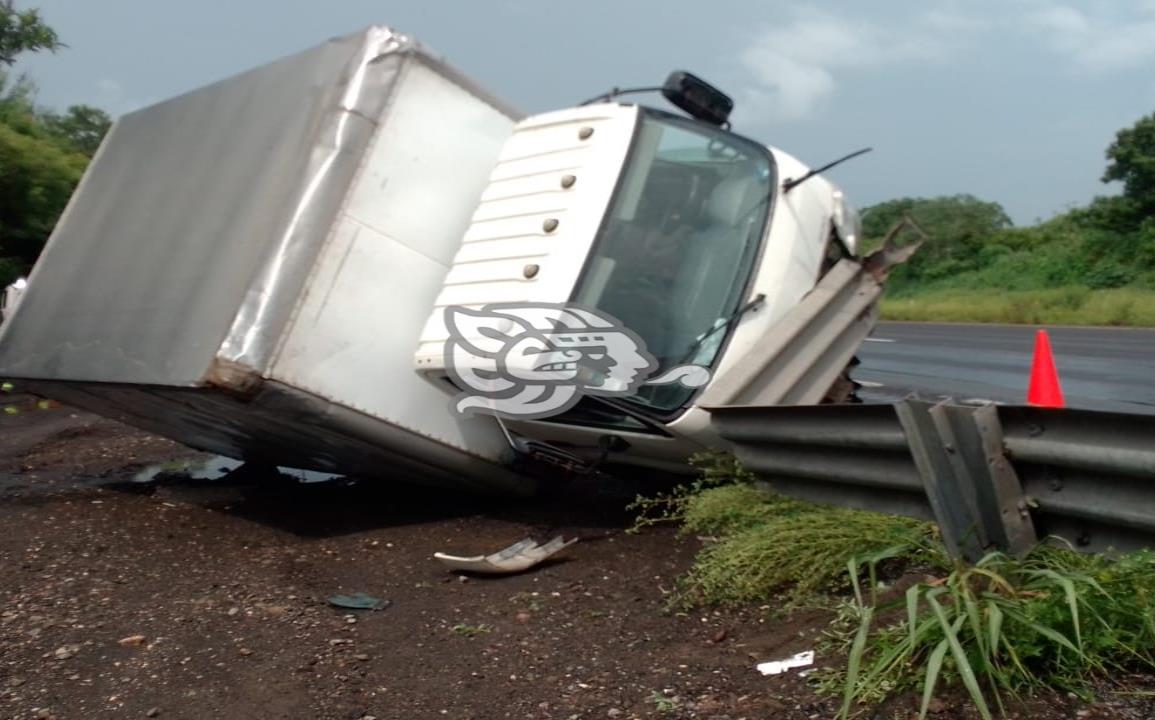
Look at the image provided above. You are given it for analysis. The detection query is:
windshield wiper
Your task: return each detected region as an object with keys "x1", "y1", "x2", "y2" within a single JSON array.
[
  {"x1": 676, "y1": 292, "x2": 766, "y2": 366},
  {"x1": 583, "y1": 394, "x2": 668, "y2": 431},
  {"x1": 583, "y1": 293, "x2": 762, "y2": 423}
]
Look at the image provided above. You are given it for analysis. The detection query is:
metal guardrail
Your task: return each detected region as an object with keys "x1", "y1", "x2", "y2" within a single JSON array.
[
  {"x1": 709, "y1": 400, "x2": 1155, "y2": 558},
  {"x1": 698, "y1": 224, "x2": 922, "y2": 409}
]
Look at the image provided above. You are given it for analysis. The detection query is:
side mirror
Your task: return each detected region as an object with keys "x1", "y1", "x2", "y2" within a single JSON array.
[{"x1": 662, "y1": 71, "x2": 733, "y2": 127}]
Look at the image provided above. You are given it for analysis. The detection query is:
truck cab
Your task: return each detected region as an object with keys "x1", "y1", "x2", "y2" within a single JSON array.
[{"x1": 414, "y1": 78, "x2": 864, "y2": 473}]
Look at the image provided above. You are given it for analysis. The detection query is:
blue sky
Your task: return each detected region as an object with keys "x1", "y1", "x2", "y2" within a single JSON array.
[{"x1": 14, "y1": 1, "x2": 1155, "y2": 225}]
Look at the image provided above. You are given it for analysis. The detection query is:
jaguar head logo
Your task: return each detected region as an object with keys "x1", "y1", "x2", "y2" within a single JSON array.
[{"x1": 443, "y1": 303, "x2": 709, "y2": 419}]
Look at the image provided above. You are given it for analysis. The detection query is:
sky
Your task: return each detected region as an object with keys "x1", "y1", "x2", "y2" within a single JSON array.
[{"x1": 12, "y1": 0, "x2": 1155, "y2": 225}]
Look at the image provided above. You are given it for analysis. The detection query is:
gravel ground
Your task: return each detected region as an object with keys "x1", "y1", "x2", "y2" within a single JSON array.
[{"x1": 1, "y1": 402, "x2": 1152, "y2": 720}]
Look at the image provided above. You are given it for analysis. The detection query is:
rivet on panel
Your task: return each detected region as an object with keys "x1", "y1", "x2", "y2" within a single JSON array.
[
  {"x1": 543, "y1": 218, "x2": 559, "y2": 233},
  {"x1": 560, "y1": 174, "x2": 577, "y2": 189},
  {"x1": 578, "y1": 127, "x2": 594, "y2": 140},
  {"x1": 523, "y1": 264, "x2": 540, "y2": 279}
]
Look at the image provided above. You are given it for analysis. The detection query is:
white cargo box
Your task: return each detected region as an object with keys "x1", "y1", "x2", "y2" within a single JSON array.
[{"x1": 0, "y1": 27, "x2": 533, "y2": 493}]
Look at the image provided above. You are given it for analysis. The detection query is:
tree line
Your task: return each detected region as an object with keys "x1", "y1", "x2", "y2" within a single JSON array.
[
  {"x1": 1, "y1": 1, "x2": 110, "y2": 288},
  {"x1": 859, "y1": 116, "x2": 1155, "y2": 295}
]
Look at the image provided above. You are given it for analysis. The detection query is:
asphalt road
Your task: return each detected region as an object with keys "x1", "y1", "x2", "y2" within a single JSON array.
[{"x1": 854, "y1": 322, "x2": 1155, "y2": 415}]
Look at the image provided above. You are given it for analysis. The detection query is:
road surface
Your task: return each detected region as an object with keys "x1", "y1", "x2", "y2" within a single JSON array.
[{"x1": 854, "y1": 322, "x2": 1155, "y2": 415}]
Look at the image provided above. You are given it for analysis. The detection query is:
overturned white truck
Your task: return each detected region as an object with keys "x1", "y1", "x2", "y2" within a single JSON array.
[{"x1": 0, "y1": 27, "x2": 910, "y2": 494}]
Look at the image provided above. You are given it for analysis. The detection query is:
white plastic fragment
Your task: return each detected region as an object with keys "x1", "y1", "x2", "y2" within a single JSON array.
[
  {"x1": 433, "y1": 536, "x2": 576, "y2": 575},
  {"x1": 756, "y1": 650, "x2": 815, "y2": 676}
]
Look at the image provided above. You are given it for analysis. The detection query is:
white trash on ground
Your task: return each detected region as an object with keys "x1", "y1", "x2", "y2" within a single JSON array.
[
  {"x1": 756, "y1": 650, "x2": 815, "y2": 676},
  {"x1": 434, "y1": 536, "x2": 577, "y2": 575}
]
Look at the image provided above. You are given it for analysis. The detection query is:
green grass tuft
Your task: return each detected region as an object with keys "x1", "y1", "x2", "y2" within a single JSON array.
[
  {"x1": 825, "y1": 545, "x2": 1155, "y2": 718},
  {"x1": 450, "y1": 623, "x2": 493, "y2": 637}
]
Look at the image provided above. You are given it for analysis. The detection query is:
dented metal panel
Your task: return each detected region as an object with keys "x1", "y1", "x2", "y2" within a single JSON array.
[
  {"x1": 0, "y1": 29, "x2": 409, "y2": 384},
  {"x1": 699, "y1": 229, "x2": 921, "y2": 408},
  {"x1": 266, "y1": 57, "x2": 519, "y2": 463},
  {"x1": 697, "y1": 259, "x2": 880, "y2": 407},
  {"x1": 0, "y1": 27, "x2": 525, "y2": 489}
]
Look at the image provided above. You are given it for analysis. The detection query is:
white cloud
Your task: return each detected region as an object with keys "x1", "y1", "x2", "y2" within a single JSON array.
[
  {"x1": 1027, "y1": 2, "x2": 1155, "y2": 72},
  {"x1": 736, "y1": 8, "x2": 964, "y2": 122},
  {"x1": 97, "y1": 78, "x2": 122, "y2": 97},
  {"x1": 94, "y1": 77, "x2": 152, "y2": 116},
  {"x1": 734, "y1": 2, "x2": 1155, "y2": 125}
]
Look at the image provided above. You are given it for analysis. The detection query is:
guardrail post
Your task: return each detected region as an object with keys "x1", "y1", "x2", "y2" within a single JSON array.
[
  {"x1": 895, "y1": 400, "x2": 985, "y2": 560},
  {"x1": 896, "y1": 400, "x2": 1037, "y2": 560},
  {"x1": 936, "y1": 404, "x2": 1036, "y2": 556}
]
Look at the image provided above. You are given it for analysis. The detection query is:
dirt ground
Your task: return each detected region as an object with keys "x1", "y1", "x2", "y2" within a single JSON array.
[{"x1": 2, "y1": 401, "x2": 1153, "y2": 720}]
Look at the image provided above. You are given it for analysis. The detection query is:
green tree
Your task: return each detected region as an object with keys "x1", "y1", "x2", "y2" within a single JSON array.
[
  {"x1": 0, "y1": 81, "x2": 89, "y2": 286},
  {"x1": 861, "y1": 195, "x2": 1013, "y2": 285},
  {"x1": 0, "y1": 120, "x2": 88, "y2": 271},
  {"x1": 41, "y1": 104, "x2": 111, "y2": 155},
  {"x1": 0, "y1": 0, "x2": 62, "y2": 65},
  {"x1": 0, "y1": 4, "x2": 101, "y2": 289},
  {"x1": 1100, "y1": 111, "x2": 1155, "y2": 225}
]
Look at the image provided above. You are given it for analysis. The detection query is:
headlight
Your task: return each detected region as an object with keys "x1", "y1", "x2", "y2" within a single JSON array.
[{"x1": 831, "y1": 190, "x2": 861, "y2": 255}]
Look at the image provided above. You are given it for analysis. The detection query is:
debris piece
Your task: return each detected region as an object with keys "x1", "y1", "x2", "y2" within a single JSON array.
[
  {"x1": 756, "y1": 650, "x2": 814, "y2": 676},
  {"x1": 53, "y1": 645, "x2": 80, "y2": 660},
  {"x1": 433, "y1": 536, "x2": 577, "y2": 575},
  {"x1": 146, "y1": 708, "x2": 160, "y2": 717},
  {"x1": 118, "y1": 635, "x2": 147, "y2": 647},
  {"x1": 327, "y1": 593, "x2": 390, "y2": 611}
]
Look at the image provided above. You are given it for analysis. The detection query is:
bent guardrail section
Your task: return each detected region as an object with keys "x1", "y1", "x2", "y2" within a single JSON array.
[{"x1": 709, "y1": 400, "x2": 1155, "y2": 558}]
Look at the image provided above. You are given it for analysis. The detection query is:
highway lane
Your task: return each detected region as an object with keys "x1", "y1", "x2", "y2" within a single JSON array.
[{"x1": 853, "y1": 322, "x2": 1155, "y2": 414}]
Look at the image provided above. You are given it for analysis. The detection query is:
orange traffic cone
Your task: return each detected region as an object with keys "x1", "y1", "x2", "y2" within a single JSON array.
[{"x1": 1027, "y1": 329, "x2": 1065, "y2": 408}]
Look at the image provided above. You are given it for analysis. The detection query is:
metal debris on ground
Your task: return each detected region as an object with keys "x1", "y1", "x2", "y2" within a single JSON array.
[
  {"x1": 433, "y1": 536, "x2": 577, "y2": 575},
  {"x1": 756, "y1": 650, "x2": 815, "y2": 676},
  {"x1": 327, "y1": 593, "x2": 390, "y2": 611}
]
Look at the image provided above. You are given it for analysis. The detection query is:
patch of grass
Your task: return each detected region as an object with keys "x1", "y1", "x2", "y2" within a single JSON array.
[
  {"x1": 881, "y1": 286, "x2": 1155, "y2": 326},
  {"x1": 825, "y1": 545, "x2": 1155, "y2": 719},
  {"x1": 649, "y1": 690, "x2": 680, "y2": 713},
  {"x1": 631, "y1": 452, "x2": 946, "y2": 608},
  {"x1": 680, "y1": 482, "x2": 791, "y2": 536},
  {"x1": 675, "y1": 486, "x2": 943, "y2": 607},
  {"x1": 450, "y1": 623, "x2": 492, "y2": 637}
]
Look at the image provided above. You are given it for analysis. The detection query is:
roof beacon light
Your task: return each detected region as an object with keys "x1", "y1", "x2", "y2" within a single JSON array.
[{"x1": 661, "y1": 71, "x2": 733, "y2": 127}]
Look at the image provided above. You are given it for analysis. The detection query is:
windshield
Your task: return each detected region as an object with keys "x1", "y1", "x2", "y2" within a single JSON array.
[{"x1": 571, "y1": 110, "x2": 775, "y2": 414}]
